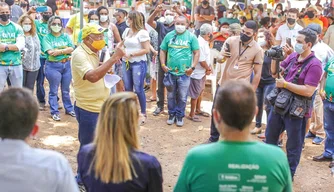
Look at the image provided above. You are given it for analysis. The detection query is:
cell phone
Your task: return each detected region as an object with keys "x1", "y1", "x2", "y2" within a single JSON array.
[
  {"x1": 225, "y1": 43, "x2": 230, "y2": 52},
  {"x1": 286, "y1": 37, "x2": 292, "y2": 47},
  {"x1": 36, "y1": 6, "x2": 48, "y2": 13},
  {"x1": 162, "y1": 4, "x2": 172, "y2": 10}
]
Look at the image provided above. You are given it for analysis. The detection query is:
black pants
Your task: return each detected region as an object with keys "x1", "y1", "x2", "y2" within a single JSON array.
[
  {"x1": 23, "y1": 70, "x2": 39, "y2": 91},
  {"x1": 209, "y1": 85, "x2": 220, "y2": 142},
  {"x1": 156, "y1": 55, "x2": 165, "y2": 109}
]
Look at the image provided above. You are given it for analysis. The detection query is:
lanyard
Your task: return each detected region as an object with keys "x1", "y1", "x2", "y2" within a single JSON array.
[{"x1": 239, "y1": 41, "x2": 249, "y2": 58}]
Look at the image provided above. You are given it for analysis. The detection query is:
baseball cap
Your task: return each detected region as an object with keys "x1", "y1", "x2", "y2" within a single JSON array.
[
  {"x1": 82, "y1": 23, "x2": 107, "y2": 39},
  {"x1": 229, "y1": 23, "x2": 242, "y2": 32},
  {"x1": 306, "y1": 23, "x2": 322, "y2": 35},
  {"x1": 307, "y1": 5, "x2": 319, "y2": 13}
]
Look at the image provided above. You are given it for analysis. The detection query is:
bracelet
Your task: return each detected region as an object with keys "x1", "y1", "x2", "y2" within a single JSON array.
[
  {"x1": 283, "y1": 81, "x2": 288, "y2": 88},
  {"x1": 161, "y1": 64, "x2": 166, "y2": 67}
]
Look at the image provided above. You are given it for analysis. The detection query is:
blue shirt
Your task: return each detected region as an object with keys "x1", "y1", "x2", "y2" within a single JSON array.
[
  {"x1": 78, "y1": 143, "x2": 163, "y2": 192},
  {"x1": 0, "y1": 138, "x2": 79, "y2": 192}
]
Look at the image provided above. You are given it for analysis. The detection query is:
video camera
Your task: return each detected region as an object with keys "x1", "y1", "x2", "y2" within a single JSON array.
[{"x1": 265, "y1": 45, "x2": 284, "y2": 61}]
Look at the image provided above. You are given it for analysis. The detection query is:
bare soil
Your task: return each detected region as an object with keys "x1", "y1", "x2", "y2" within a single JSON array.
[{"x1": 28, "y1": 86, "x2": 334, "y2": 192}]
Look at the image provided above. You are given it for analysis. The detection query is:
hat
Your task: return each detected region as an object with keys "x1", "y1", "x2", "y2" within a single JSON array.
[
  {"x1": 229, "y1": 23, "x2": 241, "y2": 32},
  {"x1": 307, "y1": 5, "x2": 319, "y2": 13},
  {"x1": 82, "y1": 24, "x2": 107, "y2": 39},
  {"x1": 306, "y1": 23, "x2": 322, "y2": 35}
]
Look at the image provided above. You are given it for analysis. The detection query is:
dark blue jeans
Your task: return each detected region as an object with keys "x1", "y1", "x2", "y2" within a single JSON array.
[
  {"x1": 209, "y1": 85, "x2": 220, "y2": 142},
  {"x1": 255, "y1": 83, "x2": 275, "y2": 127},
  {"x1": 167, "y1": 74, "x2": 190, "y2": 118},
  {"x1": 323, "y1": 100, "x2": 334, "y2": 158},
  {"x1": 36, "y1": 57, "x2": 46, "y2": 104},
  {"x1": 265, "y1": 107, "x2": 307, "y2": 177},
  {"x1": 122, "y1": 60, "x2": 147, "y2": 114},
  {"x1": 45, "y1": 60, "x2": 73, "y2": 115}
]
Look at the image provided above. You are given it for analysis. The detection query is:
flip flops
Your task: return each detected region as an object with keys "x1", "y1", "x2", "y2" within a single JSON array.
[
  {"x1": 195, "y1": 111, "x2": 210, "y2": 117},
  {"x1": 187, "y1": 116, "x2": 202, "y2": 122}
]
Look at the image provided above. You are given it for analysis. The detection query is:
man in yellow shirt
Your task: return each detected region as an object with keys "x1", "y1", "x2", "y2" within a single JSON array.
[
  {"x1": 71, "y1": 24, "x2": 125, "y2": 149},
  {"x1": 66, "y1": 1, "x2": 95, "y2": 46},
  {"x1": 303, "y1": 5, "x2": 324, "y2": 28}
]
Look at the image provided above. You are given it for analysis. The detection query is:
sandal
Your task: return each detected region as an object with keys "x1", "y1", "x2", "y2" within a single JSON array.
[
  {"x1": 186, "y1": 115, "x2": 202, "y2": 122},
  {"x1": 195, "y1": 111, "x2": 210, "y2": 117},
  {"x1": 140, "y1": 114, "x2": 147, "y2": 125}
]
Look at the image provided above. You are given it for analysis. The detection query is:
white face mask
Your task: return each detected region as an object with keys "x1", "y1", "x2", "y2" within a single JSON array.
[
  {"x1": 84, "y1": 8, "x2": 90, "y2": 15},
  {"x1": 276, "y1": 9, "x2": 282, "y2": 14},
  {"x1": 100, "y1": 15, "x2": 109, "y2": 23},
  {"x1": 257, "y1": 38, "x2": 267, "y2": 47},
  {"x1": 126, "y1": 20, "x2": 130, "y2": 27},
  {"x1": 227, "y1": 13, "x2": 233, "y2": 18},
  {"x1": 89, "y1": 20, "x2": 99, "y2": 25},
  {"x1": 50, "y1": 25, "x2": 62, "y2": 33},
  {"x1": 22, "y1": 24, "x2": 31, "y2": 32},
  {"x1": 175, "y1": 25, "x2": 186, "y2": 33},
  {"x1": 111, "y1": 17, "x2": 117, "y2": 24},
  {"x1": 165, "y1": 15, "x2": 174, "y2": 25},
  {"x1": 213, "y1": 26, "x2": 218, "y2": 32}
]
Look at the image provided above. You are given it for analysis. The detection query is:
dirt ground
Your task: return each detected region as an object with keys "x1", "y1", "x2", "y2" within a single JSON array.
[{"x1": 28, "y1": 86, "x2": 334, "y2": 192}]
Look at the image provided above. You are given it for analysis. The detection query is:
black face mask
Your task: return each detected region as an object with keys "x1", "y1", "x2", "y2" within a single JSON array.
[
  {"x1": 202, "y1": 0, "x2": 209, "y2": 6},
  {"x1": 287, "y1": 18, "x2": 296, "y2": 25},
  {"x1": 0, "y1": 14, "x2": 10, "y2": 22},
  {"x1": 42, "y1": 14, "x2": 51, "y2": 22},
  {"x1": 306, "y1": 11, "x2": 315, "y2": 18},
  {"x1": 5, "y1": 0, "x2": 14, "y2": 6},
  {"x1": 240, "y1": 32, "x2": 252, "y2": 42}
]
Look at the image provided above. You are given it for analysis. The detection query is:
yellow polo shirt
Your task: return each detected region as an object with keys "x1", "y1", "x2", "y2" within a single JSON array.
[
  {"x1": 71, "y1": 43, "x2": 110, "y2": 113},
  {"x1": 302, "y1": 18, "x2": 323, "y2": 29},
  {"x1": 66, "y1": 13, "x2": 88, "y2": 46}
]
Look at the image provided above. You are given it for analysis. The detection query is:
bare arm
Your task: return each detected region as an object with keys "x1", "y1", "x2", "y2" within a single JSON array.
[
  {"x1": 285, "y1": 83, "x2": 317, "y2": 97},
  {"x1": 320, "y1": 72, "x2": 327, "y2": 91},
  {"x1": 194, "y1": 14, "x2": 205, "y2": 21},
  {"x1": 160, "y1": 49, "x2": 167, "y2": 65},
  {"x1": 199, "y1": 61, "x2": 210, "y2": 70},
  {"x1": 271, "y1": 60, "x2": 284, "y2": 78},
  {"x1": 148, "y1": 5, "x2": 164, "y2": 29},
  {"x1": 251, "y1": 64, "x2": 262, "y2": 91},
  {"x1": 192, "y1": 50, "x2": 200, "y2": 68},
  {"x1": 111, "y1": 24, "x2": 121, "y2": 43},
  {"x1": 133, "y1": 40, "x2": 150, "y2": 56},
  {"x1": 201, "y1": 14, "x2": 215, "y2": 21},
  {"x1": 66, "y1": 27, "x2": 73, "y2": 35}
]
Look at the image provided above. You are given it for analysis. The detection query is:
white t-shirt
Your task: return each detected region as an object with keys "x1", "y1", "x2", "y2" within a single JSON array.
[
  {"x1": 312, "y1": 41, "x2": 334, "y2": 71},
  {"x1": 276, "y1": 23, "x2": 303, "y2": 47},
  {"x1": 122, "y1": 28, "x2": 150, "y2": 63},
  {"x1": 191, "y1": 36, "x2": 210, "y2": 79}
]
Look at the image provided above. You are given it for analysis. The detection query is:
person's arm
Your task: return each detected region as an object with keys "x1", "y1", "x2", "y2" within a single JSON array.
[
  {"x1": 251, "y1": 64, "x2": 262, "y2": 91},
  {"x1": 201, "y1": 14, "x2": 215, "y2": 21},
  {"x1": 111, "y1": 24, "x2": 121, "y2": 43},
  {"x1": 147, "y1": 5, "x2": 163, "y2": 29},
  {"x1": 319, "y1": 72, "x2": 327, "y2": 100},
  {"x1": 323, "y1": 26, "x2": 332, "y2": 45},
  {"x1": 275, "y1": 27, "x2": 282, "y2": 45},
  {"x1": 65, "y1": 16, "x2": 75, "y2": 35},
  {"x1": 125, "y1": 31, "x2": 150, "y2": 59},
  {"x1": 194, "y1": 6, "x2": 205, "y2": 21},
  {"x1": 84, "y1": 46, "x2": 125, "y2": 83}
]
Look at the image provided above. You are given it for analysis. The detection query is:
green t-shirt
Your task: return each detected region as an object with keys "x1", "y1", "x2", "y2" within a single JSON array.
[
  {"x1": 324, "y1": 57, "x2": 334, "y2": 102},
  {"x1": 218, "y1": 17, "x2": 240, "y2": 25},
  {"x1": 0, "y1": 22, "x2": 24, "y2": 66},
  {"x1": 43, "y1": 33, "x2": 74, "y2": 62},
  {"x1": 35, "y1": 20, "x2": 48, "y2": 58},
  {"x1": 174, "y1": 141, "x2": 293, "y2": 192},
  {"x1": 160, "y1": 30, "x2": 199, "y2": 76}
]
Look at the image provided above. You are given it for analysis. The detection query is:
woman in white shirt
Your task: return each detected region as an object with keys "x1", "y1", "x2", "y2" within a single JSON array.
[{"x1": 121, "y1": 11, "x2": 150, "y2": 124}]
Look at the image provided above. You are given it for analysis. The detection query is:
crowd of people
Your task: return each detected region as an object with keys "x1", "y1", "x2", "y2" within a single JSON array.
[{"x1": 1, "y1": 0, "x2": 334, "y2": 191}]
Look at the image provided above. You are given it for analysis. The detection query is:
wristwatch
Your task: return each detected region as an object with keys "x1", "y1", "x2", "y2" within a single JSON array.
[
  {"x1": 4, "y1": 45, "x2": 9, "y2": 52},
  {"x1": 191, "y1": 67, "x2": 195, "y2": 71}
]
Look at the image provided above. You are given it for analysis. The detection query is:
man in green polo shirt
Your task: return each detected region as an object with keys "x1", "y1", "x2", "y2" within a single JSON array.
[
  {"x1": 160, "y1": 16, "x2": 200, "y2": 127},
  {"x1": 174, "y1": 80, "x2": 293, "y2": 192},
  {"x1": 0, "y1": 2, "x2": 25, "y2": 92}
]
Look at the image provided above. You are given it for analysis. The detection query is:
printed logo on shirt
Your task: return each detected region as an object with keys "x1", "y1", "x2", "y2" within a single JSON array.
[
  {"x1": 0, "y1": 33, "x2": 16, "y2": 44},
  {"x1": 247, "y1": 175, "x2": 267, "y2": 184},
  {"x1": 218, "y1": 173, "x2": 240, "y2": 182},
  {"x1": 169, "y1": 38, "x2": 190, "y2": 49}
]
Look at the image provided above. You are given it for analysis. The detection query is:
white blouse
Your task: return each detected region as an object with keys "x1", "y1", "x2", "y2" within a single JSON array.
[{"x1": 122, "y1": 28, "x2": 150, "y2": 63}]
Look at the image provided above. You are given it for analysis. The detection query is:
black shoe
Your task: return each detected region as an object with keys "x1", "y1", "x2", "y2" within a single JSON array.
[
  {"x1": 153, "y1": 107, "x2": 163, "y2": 116},
  {"x1": 313, "y1": 154, "x2": 332, "y2": 162}
]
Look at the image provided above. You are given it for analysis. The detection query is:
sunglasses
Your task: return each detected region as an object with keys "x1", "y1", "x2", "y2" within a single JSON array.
[{"x1": 51, "y1": 23, "x2": 62, "y2": 27}]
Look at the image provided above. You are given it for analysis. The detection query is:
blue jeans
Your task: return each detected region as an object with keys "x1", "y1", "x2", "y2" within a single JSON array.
[
  {"x1": 0, "y1": 65, "x2": 23, "y2": 92},
  {"x1": 45, "y1": 60, "x2": 73, "y2": 115},
  {"x1": 255, "y1": 83, "x2": 275, "y2": 127},
  {"x1": 265, "y1": 107, "x2": 307, "y2": 177},
  {"x1": 167, "y1": 74, "x2": 190, "y2": 118},
  {"x1": 122, "y1": 60, "x2": 147, "y2": 114},
  {"x1": 323, "y1": 100, "x2": 334, "y2": 158},
  {"x1": 36, "y1": 58, "x2": 46, "y2": 104}
]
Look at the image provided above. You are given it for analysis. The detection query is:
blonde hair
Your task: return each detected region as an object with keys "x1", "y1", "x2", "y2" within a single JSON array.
[
  {"x1": 91, "y1": 92, "x2": 140, "y2": 183},
  {"x1": 128, "y1": 11, "x2": 144, "y2": 32},
  {"x1": 18, "y1": 14, "x2": 36, "y2": 36}
]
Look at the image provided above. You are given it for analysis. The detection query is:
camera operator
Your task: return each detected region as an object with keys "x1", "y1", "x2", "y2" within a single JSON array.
[{"x1": 265, "y1": 28, "x2": 322, "y2": 179}]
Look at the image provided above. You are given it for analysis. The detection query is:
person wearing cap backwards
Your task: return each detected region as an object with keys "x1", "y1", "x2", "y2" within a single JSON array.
[
  {"x1": 302, "y1": 5, "x2": 324, "y2": 28},
  {"x1": 302, "y1": 24, "x2": 334, "y2": 146}
]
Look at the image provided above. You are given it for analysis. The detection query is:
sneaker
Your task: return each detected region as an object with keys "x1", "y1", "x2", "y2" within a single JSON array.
[
  {"x1": 312, "y1": 136, "x2": 325, "y2": 145},
  {"x1": 167, "y1": 115, "x2": 176, "y2": 125},
  {"x1": 305, "y1": 131, "x2": 316, "y2": 139},
  {"x1": 52, "y1": 114, "x2": 61, "y2": 121},
  {"x1": 176, "y1": 116, "x2": 184, "y2": 127},
  {"x1": 66, "y1": 111, "x2": 76, "y2": 117},
  {"x1": 153, "y1": 107, "x2": 163, "y2": 116}
]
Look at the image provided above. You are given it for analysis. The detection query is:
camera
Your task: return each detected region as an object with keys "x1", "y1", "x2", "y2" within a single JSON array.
[{"x1": 265, "y1": 45, "x2": 284, "y2": 60}]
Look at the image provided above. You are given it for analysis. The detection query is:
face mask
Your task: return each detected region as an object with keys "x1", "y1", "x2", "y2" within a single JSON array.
[
  {"x1": 111, "y1": 17, "x2": 117, "y2": 24},
  {"x1": 306, "y1": 11, "x2": 315, "y2": 18},
  {"x1": 5, "y1": 0, "x2": 14, "y2": 6},
  {"x1": 257, "y1": 38, "x2": 267, "y2": 47},
  {"x1": 22, "y1": 24, "x2": 31, "y2": 32},
  {"x1": 165, "y1": 15, "x2": 174, "y2": 25},
  {"x1": 90, "y1": 37, "x2": 106, "y2": 50},
  {"x1": 175, "y1": 25, "x2": 186, "y2": 33},
  {"x1": 276, "y1": 9, "x2": 282, "y2": 14},
  {"x1": 212, "y1": 26, "x2": 218, "y2": 32},
  {"x1": 42, "y1": 14, "x2": 51, "y2": 22},
  {"x1": 20, "y1": 3, "x2": 27, "y2": 8},
  {"x1": 126, "y1": 20, "x2": 131, "y2": 27},
  {"x1": 84, "y1": 8, "x2": 90, "y2": 15},
  {"x1": 295, "y1": 43, "x2": 305, "y2": 54},
  {"x1": 0, "y1": 14, "x2": 10, "y2": 22},
  {"x1": 50, "y1": 25, "x2": 62, "y2": 33},
  {"x1": 100, "y1": 15, "x2": 109, "y2": 23},
  {"x1": 89, "y1": 20, "x2": 99, "y2": 25},
  {"x1": 240, "y1": 32, "x2": 252, "y2": 42},
  {"x1": 202, "y1": 0, "x2": 209, "y2": 6},
  {"x1": 287, "y1": 18, "x2": 296, "y2": 25},
  {"x1": 227, "y1": 13, "x2": 233, "y2": 18}
]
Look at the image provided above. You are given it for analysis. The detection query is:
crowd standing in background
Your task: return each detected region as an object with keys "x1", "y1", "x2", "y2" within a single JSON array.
[{"x1": 1, "y1": 0, "x2": 334, "y2": 191}]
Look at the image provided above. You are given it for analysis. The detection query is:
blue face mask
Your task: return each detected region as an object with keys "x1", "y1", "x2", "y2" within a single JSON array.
[{"x1": 294, "y1": 43, "x2": 305, "y2": 54}]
